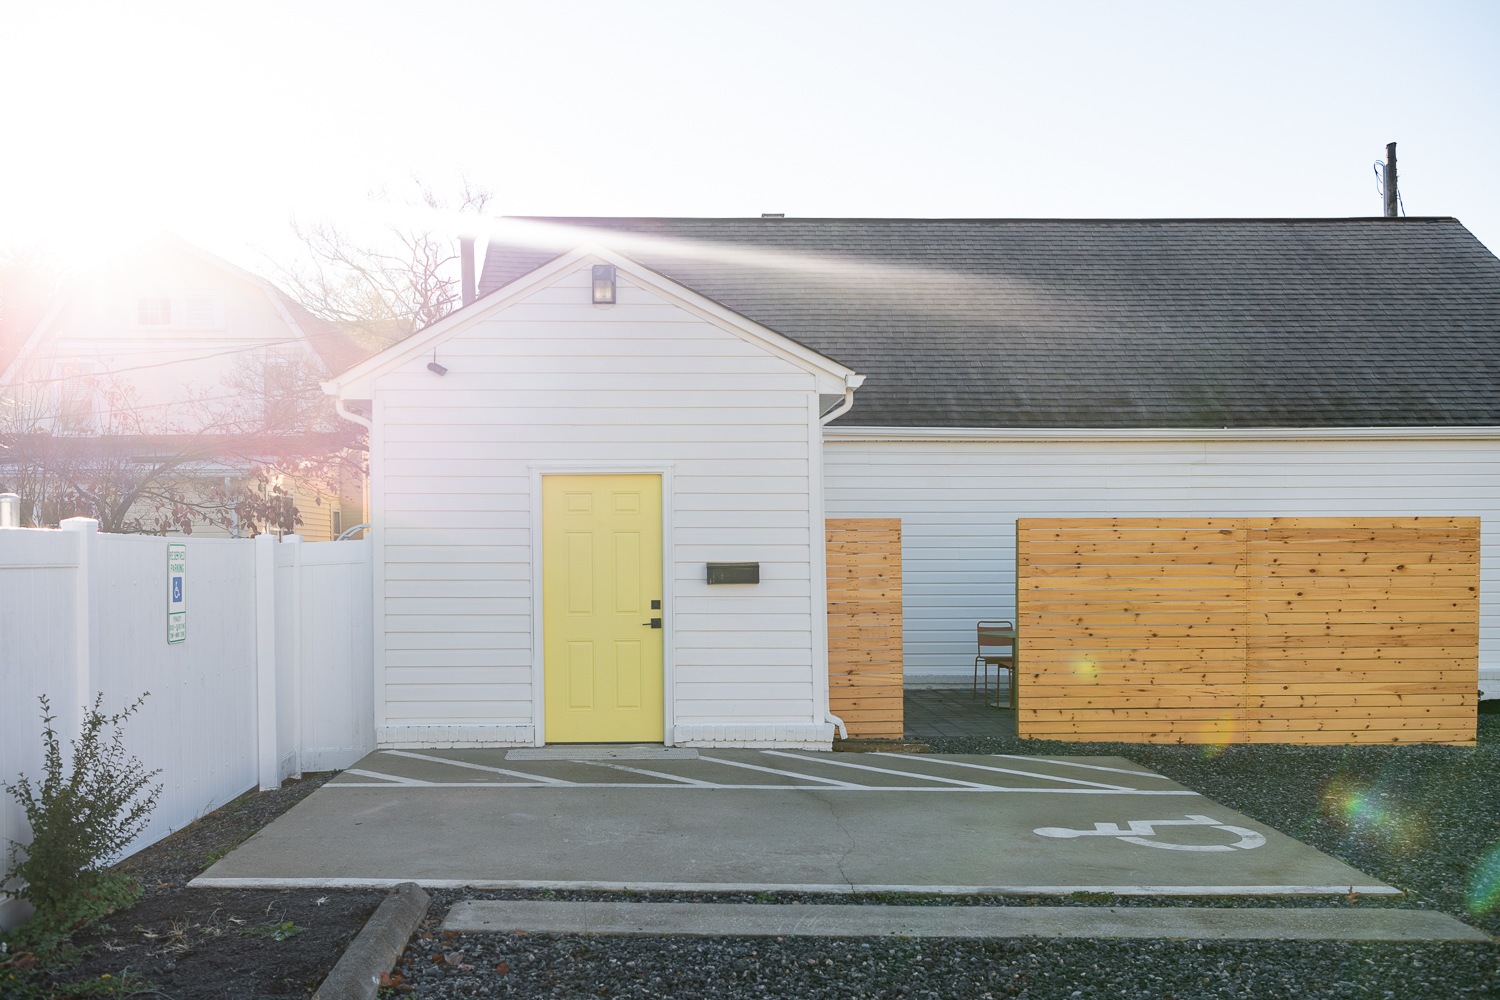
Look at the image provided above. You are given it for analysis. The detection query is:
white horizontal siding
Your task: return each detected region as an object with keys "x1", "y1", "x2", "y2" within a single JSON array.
[
  {"x1": 372, "y1": 266, "x2": 821, "y2": 735},
  {"x1": 824, "y1": 437, "x2": 1500, "y2": 685}
]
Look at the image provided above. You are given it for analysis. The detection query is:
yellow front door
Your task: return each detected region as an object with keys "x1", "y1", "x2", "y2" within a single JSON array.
[{"x1": 542, "y1": 474, "x2": 664, "y2": 743}]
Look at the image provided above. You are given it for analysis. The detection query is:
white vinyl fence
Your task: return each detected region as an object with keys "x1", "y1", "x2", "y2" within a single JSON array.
[{"x1": 0, "y1": 520, "x2": 372, "y2": 928}]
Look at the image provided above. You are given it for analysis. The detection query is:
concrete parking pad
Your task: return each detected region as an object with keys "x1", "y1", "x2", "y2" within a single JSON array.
[
  {"x1": 442, "y1": 900, "x2": 1489, "y2": 942},
  {"x1": 192, "y1": 749, "x2": 1397, "y2": 896}
]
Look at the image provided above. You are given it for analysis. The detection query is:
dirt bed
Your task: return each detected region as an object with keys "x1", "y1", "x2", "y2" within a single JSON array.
[{"x1": 21, "y1": 773, "x2": 383, "y2": 999}]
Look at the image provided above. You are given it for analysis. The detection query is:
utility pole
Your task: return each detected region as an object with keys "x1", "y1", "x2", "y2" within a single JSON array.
[{"x1": 1383, "y1": 142, "x2": 1399, "y2": 218}]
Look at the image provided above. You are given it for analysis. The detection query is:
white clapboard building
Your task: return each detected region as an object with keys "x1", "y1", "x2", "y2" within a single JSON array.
[{"x1": 323, "y1": 217, "x2": 1500, "y2": 749}]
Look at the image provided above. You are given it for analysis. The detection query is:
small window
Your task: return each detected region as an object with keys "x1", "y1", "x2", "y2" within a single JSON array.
[
  {"x1": 138, "y1": 297, "x2": 172, "y2": 326},
  {"x1": 332, "y1": 510, "x2": 342, "y2": 537}
]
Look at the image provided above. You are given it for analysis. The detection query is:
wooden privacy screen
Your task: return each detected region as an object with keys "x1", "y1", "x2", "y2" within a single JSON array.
[
  {"x1": 1017, "y1": 518, "x2": 1478, "y2": 745},
  {"x1": 827, "y1": 519, "x2": 903, "y2": 739}
]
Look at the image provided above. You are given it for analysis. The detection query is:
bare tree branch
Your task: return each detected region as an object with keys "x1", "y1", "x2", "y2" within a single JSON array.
[{"x1": 267, "y1": 177, "x2": 492, "y2": 347}]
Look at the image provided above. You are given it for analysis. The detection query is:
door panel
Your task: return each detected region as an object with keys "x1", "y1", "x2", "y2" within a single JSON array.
[{"x1": 543, "y1": 474, "x2": 664, "y2": 742}]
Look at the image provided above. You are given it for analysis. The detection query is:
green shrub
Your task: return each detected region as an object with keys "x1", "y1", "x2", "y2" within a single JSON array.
[{"x1": 3, "y1": 693, "x2": 162, "y2": 932}]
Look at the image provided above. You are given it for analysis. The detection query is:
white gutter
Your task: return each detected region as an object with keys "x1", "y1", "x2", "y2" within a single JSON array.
[
  {"x1": 323, "y1": 381, "x2": 373, "y2": 430},
  {"x1": 823, "y1": 424, "x2": 1500, "y2": 443},
  {"x1": 819, "y1": 373, "x2": 867, "y2": 426}
]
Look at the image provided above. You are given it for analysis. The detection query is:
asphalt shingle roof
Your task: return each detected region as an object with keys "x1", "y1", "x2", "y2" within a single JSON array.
[{"x1": 479, "y1": 217, "x2": 1500, "y2": 428}]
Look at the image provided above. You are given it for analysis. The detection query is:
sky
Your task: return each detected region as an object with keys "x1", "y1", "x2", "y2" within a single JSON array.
[{"x1": 1, "y1": 0, "x2": 1497, "y2": 275}]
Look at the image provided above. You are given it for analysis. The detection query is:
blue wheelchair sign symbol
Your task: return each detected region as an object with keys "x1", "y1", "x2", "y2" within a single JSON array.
[{"x1": 172, "y1": 577, "x2": 182, "y2": 602}]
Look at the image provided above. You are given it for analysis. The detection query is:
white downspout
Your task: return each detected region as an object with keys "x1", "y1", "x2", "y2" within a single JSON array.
[{"x1": 817, "y1": 374, "x2": 864, "y2": 740}]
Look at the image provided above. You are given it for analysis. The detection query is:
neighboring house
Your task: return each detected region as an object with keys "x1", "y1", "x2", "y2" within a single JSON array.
[
  {"x1": 323, "y1": 216, "x2": 1500, "y2": 750},
  {"x1": 0, "y1": 234, "x2": 369, "y2": 539}
]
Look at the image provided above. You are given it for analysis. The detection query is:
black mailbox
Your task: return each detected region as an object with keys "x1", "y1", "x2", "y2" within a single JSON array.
[{"x1": 707, "y1": 562, "x2": 760, "y2": 585}]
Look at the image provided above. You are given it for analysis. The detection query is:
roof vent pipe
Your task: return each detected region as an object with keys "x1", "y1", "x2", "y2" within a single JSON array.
[
  {"x1": 460, "y1": 235, "x2": 476, "y2": 305},
  {"x1": 1383, "y1": 142, "x2": 1399, "y2": 218}
]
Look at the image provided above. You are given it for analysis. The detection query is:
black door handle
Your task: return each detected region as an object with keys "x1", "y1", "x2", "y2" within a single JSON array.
[{"x1": 641, "y1": 618, "x2": 662, "y2": 628}]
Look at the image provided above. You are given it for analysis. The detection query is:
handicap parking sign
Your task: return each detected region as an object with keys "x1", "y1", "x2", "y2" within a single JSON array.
[{"x1": 168, "y1": 543, "x2": 186, "y2": 643}]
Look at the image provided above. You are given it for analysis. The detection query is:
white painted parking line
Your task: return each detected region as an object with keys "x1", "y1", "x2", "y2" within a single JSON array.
[
  {"x1": 381, "y1": 749, "x2": 578, "y2": 785},
  {"x1": 873, "y1": 754, "x2": 1135, "y2": 791},
  {"x1": 320, "y1": 782, "x2": 1201, "y2": 794},
  {"x1": 582, "y1": 761, "x2": 723, "y2": 786},
  {"x1": 762, "y1": 751, "x2": 1009, "y2": 789},
  {"x1": 992, "y1": 754, "x2": 1178, "y2": 780},
  {"x1": 698, "y1": 755, "x2": 869, "y2": 788},
  {"x1": 342, "y1": 768, "x2": 438, "y2": 786}
]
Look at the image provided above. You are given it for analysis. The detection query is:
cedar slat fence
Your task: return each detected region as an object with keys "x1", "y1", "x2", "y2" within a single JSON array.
[
  {"x1": 1017, "y1": 517, "x2": 1478, "y2": 745},
  {"x1": 827, "y1": 518, "x2": 903, "y2": 739}
]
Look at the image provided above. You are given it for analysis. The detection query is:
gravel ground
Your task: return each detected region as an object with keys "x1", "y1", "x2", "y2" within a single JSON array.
[{"x1": 391, "y1": 896, "x2": 1497, "y2": 999}]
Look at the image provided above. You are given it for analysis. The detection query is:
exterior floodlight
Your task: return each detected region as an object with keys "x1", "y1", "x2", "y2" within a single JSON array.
[
  {"x1": 592, "y1": 264, "x2": 616, "y2": 304},
  {"x1": 428, "y1": 349, "x2": 447, "y2": 376}
]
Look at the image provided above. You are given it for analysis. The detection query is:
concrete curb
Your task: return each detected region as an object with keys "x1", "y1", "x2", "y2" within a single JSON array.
[
  {"x1": 313, "y1": 881, "x2": 430, "y2": 1000},
  {"x1": 442, "y1": 899, "x2": 1493, "y2": 943}
]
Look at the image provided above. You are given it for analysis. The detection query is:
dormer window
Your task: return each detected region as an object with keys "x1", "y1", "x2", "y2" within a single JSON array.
[{"x1": 138, "y1": 297, "x2": 172, "y2": 326}]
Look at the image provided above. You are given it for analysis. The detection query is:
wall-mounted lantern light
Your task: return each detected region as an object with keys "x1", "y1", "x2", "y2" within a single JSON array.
[{"x1": 592, "y1": 264, "x2": 616, "y2": 305}]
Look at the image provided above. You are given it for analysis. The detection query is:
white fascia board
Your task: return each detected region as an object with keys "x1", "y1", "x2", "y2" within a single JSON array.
[
  {"x1": 322, "y1": 244, "x2": 857, "y2": 398},
  {"x1": 823, "y1": 425, "x2": 1500, "y2": 443}
]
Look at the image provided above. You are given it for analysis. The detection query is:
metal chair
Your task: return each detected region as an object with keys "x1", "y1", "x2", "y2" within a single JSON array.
[{"x1": 974, "y1": 620, "x2": 1016, "y2": 710}]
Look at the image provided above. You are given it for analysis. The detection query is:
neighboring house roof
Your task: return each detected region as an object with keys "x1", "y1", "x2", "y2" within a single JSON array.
[
  {"x1": 478, "y1": 217, "x2": 1500, "y2": 428},
  {"x1": 0, "y1": 233, "x2": 372, "y2": 386}
]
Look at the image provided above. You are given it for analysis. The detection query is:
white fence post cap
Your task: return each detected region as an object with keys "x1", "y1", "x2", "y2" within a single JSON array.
[{"x1": 60, "y1": 517, "x2": 100, "y2": 533}]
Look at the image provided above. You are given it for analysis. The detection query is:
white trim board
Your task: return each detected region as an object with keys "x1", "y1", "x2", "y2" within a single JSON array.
[
  {"x1": 377, "y1": 726, "x2": 535, "y2": 748},
  {"x1": 528, "y1": 463, "x2": 677, "y2": 747}
]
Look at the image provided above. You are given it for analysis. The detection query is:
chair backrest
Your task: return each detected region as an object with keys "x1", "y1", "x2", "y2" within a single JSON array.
[{"x1": 977, "y1": 619, "x2": 1015, "y2": 653}]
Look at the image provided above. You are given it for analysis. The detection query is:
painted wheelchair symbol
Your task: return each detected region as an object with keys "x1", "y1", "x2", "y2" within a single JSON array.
[{"x1": 1033, "y1": 814, "x2": 1266, "y2": 852}]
